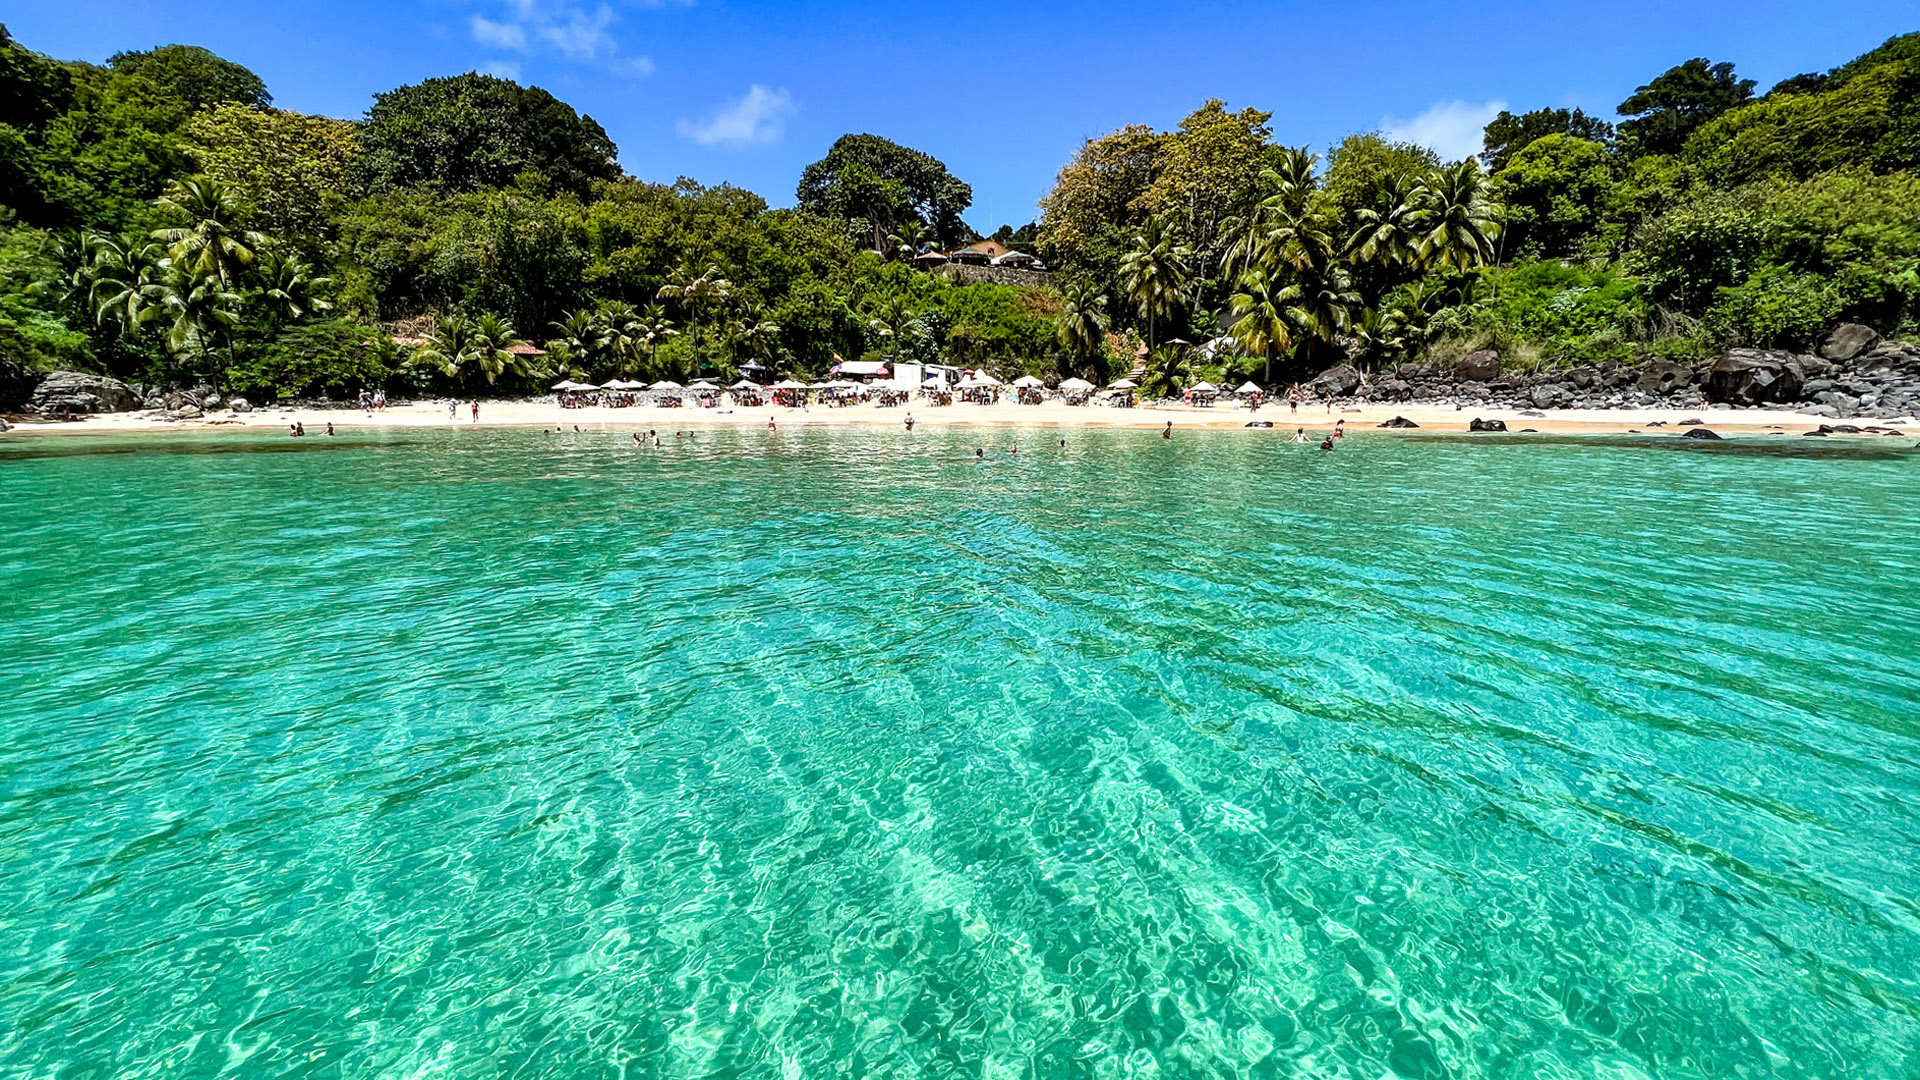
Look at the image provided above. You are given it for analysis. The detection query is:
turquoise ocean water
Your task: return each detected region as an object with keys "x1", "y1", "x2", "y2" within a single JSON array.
[{"x1": 1, "y1": 425, "x2": 1917, "y2": 1078}]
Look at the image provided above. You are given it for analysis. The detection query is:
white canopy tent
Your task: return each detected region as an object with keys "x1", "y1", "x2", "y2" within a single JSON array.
[
  {"x1": 1010, "y1": 375, "x2": 1045, "y2": 388},
  {"x1": 1058, "y1": 377, "x2": 1095, "y2": 391}
]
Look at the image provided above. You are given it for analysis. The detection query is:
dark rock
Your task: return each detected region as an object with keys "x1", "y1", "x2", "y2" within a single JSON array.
[
  {"x1": 1376, "y1": 415, "x2": 1420, "y2": 428},
  {"x1": 1309, "y1": 363, "x2": 1362, "y2": 397},
  {"x1": 174, "y1": 404, "x2": 203, "y2": 419},
  {"x1": 1519, "y1": 428, "x2": 1538, "y2": 433},
  {"x1": 1803, "y1": 430, "x2": 1828, "y2": 437},
  {"x1": 1529, "y1": 385, "x2": 1564, "y2": 408},
  {"x1": 1704, "y1": 349, "x2": 1807, "y2": 405},
  {"x1": 30, "y1": 371, "x2": 141, "y2": 414},
  {"x1": 1459, "y1": 350, "x2": 1501, "y2": 381},
  {"x1": 230, "y1": 397, "x2": 252, "y2": 413},
  {"x1": 1821, "y1": 323, "x2": 1879, "y2": 362},
  {"x1": 1681, "y1": 427, "x2": 1722, "y2": 440},
  {"x1": 1244, "y1": 420, "x2": 1273, "y2": 428},
  {"x1": 1636, "y1": 360, "x2": 1689, "y2": 394},
  {"x1": 1376, "y1": 378, "x2": 1411, "y2": 400},
  {"x1": 1830, "y1": 424, "x2": 1862, "y2": 433},
  {"x1": 1678, "y1": 418, "x2": 1704, "y2": 426},
  {"x1": 0, "y1": 418, "x2": 9, "y2": 432},
  {"x1": 1468, "y1": 418, "x2": 1508, "y2": 432}
]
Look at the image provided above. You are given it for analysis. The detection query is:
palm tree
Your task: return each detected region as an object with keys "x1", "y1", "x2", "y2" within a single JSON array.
[
  {"x1": 469, "y1": 314, "x2": 527, "y2": 386},
  {"x1": 1277, "y1": 260, "x2": 1361, "y2": 363},
  {"x1": 1117, "y1": 218, "x2": 1191, "y2": 353},
  {"x1": 86, "y1": 233, "x2": 166, "y2": 333},
  {"x1": 1221, "y1": 148, "x2": 1319, "y2": 280},
  {"x1": 1227, "y1": 266, "x2": 1294, "y2": 382},
  {"x1": 1346, "y1": 171, "x2": 1426, "y2": 268},
  {"x1": 550, "y1": 308, "x2": 609, "y2": 375},
  {"x1": 656, "y1": 263, "x2": 732, "y2": 378},
  {"x1": 137, "y1": 263, "x2": 241, "y2": 384},
  {"x1": 733, "y1": 303, "x2": 782, "y2": 371},
  {"x1": 1054, "y1": 280, "x2": 1109, "y2": 376},
  {"x1": 1415, "y1": 160, "x2": 1503, "y2": 271},
  {"x1": 866, "y1": 293, "x2": 917, "y2": 363},
  {"x1": 412, "y1": 314, "x2": 481, "y2": 384},
  {"x1": 597, "y1": 302, "x2": 643, "y2": 378},
  {"x1": 258, "y1": 252, "x2": 333, "y2": 328},
  {"x1": 150, "y1": 177, "x2": 266, "y2": 289},
  {"x1": 889, "y1": 220, "x2": 929, "y2": 261},
  {"x1": 637, "y1": 303, "x2": 677, "y2": 378}
]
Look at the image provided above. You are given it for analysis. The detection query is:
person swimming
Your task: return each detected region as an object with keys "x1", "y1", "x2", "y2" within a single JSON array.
[
  {"x1": 768, "y1": 417, "x2": 776, "y2": 431},
  {"x1": 632, "y1": 431, "x2": 642, "y2": 446},
  {"x1": 1291, "y1": 427, "x2": 1309, "y2": 443},
  {"x1": 325, "y1": 422, "x2": 335, "y2": 436},
  {"x1": 975, "y1": 448, "x2": 984, "y2": 459},
  {"x1": 1320, "y1": 436, "x2": 1335, "y2": 451}
]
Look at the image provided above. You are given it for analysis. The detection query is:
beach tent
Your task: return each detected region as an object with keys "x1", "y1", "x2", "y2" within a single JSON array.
[
  {"x1": 1189, "y1": 381, "x2": 1219, "y2": 393},
  {"x1": 772, "y1": 379, "x2": 808, "y2": 389},
  {"x1": 648, "y1": 380, "x2": 684, "y2": 391},
  {"x1": 1011, "y1": 375, "x2": 1045, "y2": 388},
  {"x1": 688, "y1": 380, "x2": 721, "y2": 390},
  {"x1": 729, "y1": 379, "x2": 760, "y2": 390},
  {"x1": 1058, "y1": 377, "x2": 1095, "y2": 391},
  {"x1": 552, "y1": 379, "x2": 596, "y2": 391},
  {"x1": 1236, "y1": 381, "x2": 1264, "y2": 395}
]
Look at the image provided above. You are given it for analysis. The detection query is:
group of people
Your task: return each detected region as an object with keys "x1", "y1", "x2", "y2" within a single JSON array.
[
  {"x1": 288, "y1": 421, "x2": 337, "y2": 437},
  {"x1": 357, "y1": 389, "x2": 388, "y2": 412},
  {"x1": 1286, "y1": 418, "x2": 1345, "y2": 449}
]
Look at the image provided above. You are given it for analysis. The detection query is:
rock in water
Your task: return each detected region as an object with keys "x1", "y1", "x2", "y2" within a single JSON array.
[
  {"x1": 1468, "y1": 418, "x2": 1508, "y2": 432},
  {"x1": 1681, "y1": 427, "x2": 1723, "y2": 440},
  {"x1": 1244, "y1": 420, "x2": 1273, "y2": 428},
  {"x1": 1460, "y1": 350, "x2": 1501, "y2": 381},
  {"x1": 1376, "y1": 416, "x2": 1420, "y2": 428},
  {"x1": 30, "y1": 371, "x2": 141, "y2": 414},
  {"x1": 1820, "y1": 323, "x2": 1879, "y2": 362},
  {"x1": 1309, "y1": 363, "x2": 1362, "y2": 397}
]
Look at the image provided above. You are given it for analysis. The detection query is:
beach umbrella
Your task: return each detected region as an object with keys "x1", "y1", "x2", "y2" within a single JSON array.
[
  {"x1": 598, "y1": 380, "x2": 628, "y2": 390},
  {"x1": 740, "y1": 360, "x2": 768, "y2": 373},
  {"x1": 1058, "y1": 377, "x2": 1095, "y2": 391},
  {"x1": 971, "y1": 371, "x2": 1003, "y2": 386},
  {"x1": 1236, "y1": 381, "x2": 1264, "y2": 395},
  {"x1": 773, "y1": 379, "x2": 808, "y2": 389},
  {"x1": 922, "y1": 376, "x2": 945, "y2": 387},
  {"x1": 729, "y1": 379, "x2": 759, "y2": 390},
  {"x1": 1011, "y1": 375, "x2": 1045, "y2": 388},
  {"x1": 688, "y1": 380, "x2": 721, "y2": 390},
  {"x1": 1108, "y1": 378, "x2": 1138, "y2": 390},
  {"x1": 648, "y1": 380, "x2": 684, "y2": 391},
  {"x1": 1188, "y1": 381, "x2": 1219, "y2": 393}
]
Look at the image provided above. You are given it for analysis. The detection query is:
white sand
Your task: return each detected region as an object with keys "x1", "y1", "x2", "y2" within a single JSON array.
[{"x1": 7, "y1": 396, "x2": 1912, "y2": 439}]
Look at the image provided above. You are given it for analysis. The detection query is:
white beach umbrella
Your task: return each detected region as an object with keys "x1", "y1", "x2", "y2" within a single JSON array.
[
  {"x1": 648, "y1": 380, "x2": 684, "y2": 391},
  {"x1": 1058, "y1": 377, "x2": 1095, "y2": 391},
  {"x1": 1108, "y1": 378, "x2": 1138, "y2": 390},
  {"x1": 1011, "y1": 375, "x2": 1045, "y2": 388},
  {"x1": 972, "y1": 371, "x2": 1003, "y2": 386},
  {"x1": 773, "y1": 379, "x2": 808, "y2": 389},
  {"x1": 1236, "y1": 381, "x2": 1264, "y2": 395},
  {"x1": 1188, "y1": 381, "x2": 1219, "y2": 393}
]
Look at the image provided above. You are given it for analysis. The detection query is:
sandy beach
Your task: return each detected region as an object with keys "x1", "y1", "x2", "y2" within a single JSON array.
[{"x1": 6, "y1": 396, "x2": 1913, "y2": 439}]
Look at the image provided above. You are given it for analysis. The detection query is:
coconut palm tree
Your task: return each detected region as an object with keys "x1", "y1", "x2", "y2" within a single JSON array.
[
  {"x1": 594, "y1": 302, "x2": 643, "y2": 378},
  {"x1": 889, "y1": 220, "x2": 929, "y2": 261},
  {"x1": 86, "y1": 233, "x2": 167, "y2": 333},
  {"x1": 1118, "y1": 218, "x2": 1191, "y2": 353},
  {"x1": 1221, "y1": 149, "x2": 1319, "y2": 280},
  {"x1": 1227, "y1": 266, "x2": 1294, "y2": 382},
  {"x1": 656, "y1": 263, "x2": 732, "y2": 377},
  {"x1": 1277, "y1": 260, "x2": 1361, "y2": 364},
  {"x1": 150, "y1": 177, "x2": 266, "y2": 289},
  {"x1": 733, "y1": 304, "x2": 782, "y2": 371},
  {"x1": 1415, "y1": 160, "x2": 1503, "y2": 271},
  {"x1": 1346, "y1": 170, "x2": 1427, "y2": 269},
  {"x1": 637, "y1": 303, "x2": 677, "y2": 379},
  {"x1": 1054, "y1": 280, "x2": 1109, "y2": 376},
  {"x1": 550, "y1": 308, "x2": 609, "y2": 375},
  {"x1": 469, "y1": 314, "x2": 527, "y2": 386},
  {"x1": 258, "y1": 252, "x2": 333, "y2": 328},
  {"x1": 411, "y1": 314, "x2": 481, "y2": 384},
  {"x1": 137, "y1": 263, "x2": 241, "y2": 384},
  {"x1": 866, "y1": 293, "x2": 917, "y2": 363}
]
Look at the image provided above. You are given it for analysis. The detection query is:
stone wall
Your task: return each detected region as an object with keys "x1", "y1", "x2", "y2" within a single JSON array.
[{"x1": 934, "y1": 263, "x2": 1052, "y2": 289}]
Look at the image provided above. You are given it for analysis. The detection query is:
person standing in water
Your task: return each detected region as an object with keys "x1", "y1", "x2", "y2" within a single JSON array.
[
  {"x1": 1334, "y1": 419, "x2": 1345, "y2": 438},
  {"x1": 1291, "y1": 427, "x2": 1309, "y2": 443},
  {"x1": 1163, "y1": 420, "x2": 1172, "y2": 440},
  {"x1": 904, "y1": 412, "x2": 914, "y2": 431},
  {"x1": 768, "y1": 416, "x2": 777, "y2": 431}
]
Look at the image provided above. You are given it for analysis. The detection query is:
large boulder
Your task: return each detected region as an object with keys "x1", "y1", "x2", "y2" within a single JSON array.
[
  {"x1": 1309, "y1": 363, "x2": 1362, "y2": 397},
  {"x1": 1460, "y1": 350, "x2": 1500, "y2": 381},
  {"x1": 30, "y1": 371, "x2": 141, "y2": 415},
  {"x1": 1376, "y1": 415, "x2": 1419, "y2": 428},
  {"x1": 1468, "y1": 417, "x2": 1508, "y2": 432},
  {"x1": 1821, "y1": 323, "x2": 1879, "y2": 362},
  {"x1": 1529, "y1": 384, "x2": 1565, "y2": 408},
  {"x1": 1703, "y1": 349, "x2": 1808, "y2": 405}
]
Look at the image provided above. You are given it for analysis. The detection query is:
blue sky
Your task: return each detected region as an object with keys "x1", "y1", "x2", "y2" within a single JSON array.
[{"x1": 10, "y1": 2, "x2": 1914, "y2": 232}]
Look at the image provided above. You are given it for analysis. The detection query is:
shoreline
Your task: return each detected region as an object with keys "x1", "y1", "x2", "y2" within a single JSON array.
[{"x1": 5, "y1": 397, "x2": 1915, "y2": 440}]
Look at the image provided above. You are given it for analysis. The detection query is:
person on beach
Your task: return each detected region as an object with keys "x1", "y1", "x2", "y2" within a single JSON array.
[
  {"x1": 1289, "y1": 386, "x2": 1301, "y2": 414},
  {"x1": 1291, "y1": 427, "x2": 1309, "y2": 443},
  {"x1": 1163, "y1": 420, "x2": 1172, "y2": 440},
  {"x1": 358, "y1": 389, "x2": 370, "y2": 411},
  {"x1": 375, "y1": 389, "x2": 386, "y2": 411},
  {"x1": 448, "y1": 399, "x2": 458, "y2": 420},
  {"x1": 471, "y1": 399, "x2": 480, "y2": 422},
  {"x1": 904, "y1": 412, "x2": 914, "y2": 431}
]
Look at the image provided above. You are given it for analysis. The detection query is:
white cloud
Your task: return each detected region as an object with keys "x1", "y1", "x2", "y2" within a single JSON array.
[
  {"x1": 1381, "y1": 99, "x2": 1508, "y2": 163},
  {"x1": 470, "y1": 15, "x2": 528, "y2": 51},
  {"x1": 613, "y1": 55, "x2": 655, "y2": 78},
  {"x1": 538, "y1": 4, "x2": 617, "y2": 59},
  {"x1": 677, "y1": 85, "x2": 795, "y2": 147},
  {"x1": 483, "y1": 60, "x2": 523, "y2": 80}
]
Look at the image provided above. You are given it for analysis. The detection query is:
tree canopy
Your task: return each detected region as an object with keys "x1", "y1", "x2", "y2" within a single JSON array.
[
  {"x1": 1480, "y1": 107, "x2": 1614, "y2": 171},
  {"x1": 795, "y1": 134, "x2": 973, "y2": 250},
  {"x1": 1616, "y1": 57, "x2": 1755, "y2": 156},
  {"x1": 353, "y1": 73, "x2": 619, "y2": 198}
]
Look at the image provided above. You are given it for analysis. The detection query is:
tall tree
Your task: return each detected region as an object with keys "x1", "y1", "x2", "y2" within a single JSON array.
[
  {"x1": 1415, "y1": 160, "x2": 1504, "y2": 270},
  {"x1": 1227, "y1": 266, "x2": 1293, "y2": 382},
  {"x1": 151, "y1": 176, "x2": 266, "y2": 288},
  {"x1": 185, "y1": 105, "x2": 358, "y2": 246},
  {"x1": 106, "y1": 44, "x2": 270, "y2": 112},
  {"x1": 1617, "y1": 58, "x2": 1756, "y2": 157},
  {"x1": 796, "y1": 134, "x2": 973, "y2": 250},
  {"x1": 1479, "y1": 108, "x2": 1614, "y2": 171},
  {"x1": 1053, "y1": 280, "x2": 1110, "y2": 375},
  {"x1": 354, "y1": 73, "x2": 618, "y2": 197},
  {"x1": 1118, "y1": 218, "x2": 1191, "y2": 352}
]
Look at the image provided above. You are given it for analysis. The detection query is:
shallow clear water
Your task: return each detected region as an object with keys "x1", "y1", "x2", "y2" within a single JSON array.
[{"x1": 2, "y1": 425, "x2": 1918, "y2": 1079}]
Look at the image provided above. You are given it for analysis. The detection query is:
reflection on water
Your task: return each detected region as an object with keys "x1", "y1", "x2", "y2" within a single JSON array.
[{"x1": 1, "y1": 426, "x2": 1916, "y2": 1078}]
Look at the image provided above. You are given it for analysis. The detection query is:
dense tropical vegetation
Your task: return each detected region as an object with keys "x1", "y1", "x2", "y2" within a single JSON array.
[{"x1": 2, "y1": 21, "x2": 1917, "y2": 406}]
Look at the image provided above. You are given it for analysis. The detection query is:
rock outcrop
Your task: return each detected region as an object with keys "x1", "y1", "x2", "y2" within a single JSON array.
[
  {"x1": 1468, "y1": 418, "x2": 1508, "y2": 432},
  {"x1": 1376, "y1": 416, "x2": 1419, "y2": 428},
  {"x1": 30, "y1": 371, "x2": 141, "y2": 414},
  {"x1": 1821, "y1": 323, "x2": 1879, "y2": 362},
  {"x1": 1703, "y1": 350, "x2": 1808, "y2": 405},
  {"x1": 1459, "y1": 350, "x2": 1500, "y2": 381},
  {"x1": 1310, "y1": 363, "x2": 1362, "y2": 397}
]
